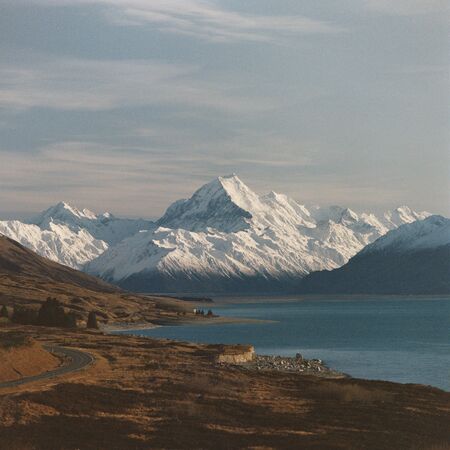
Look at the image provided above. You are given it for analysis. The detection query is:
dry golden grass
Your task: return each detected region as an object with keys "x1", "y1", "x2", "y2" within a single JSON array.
[
  {"x1": 0, "y1": 332, "x2": 60, "y2": 382},
  {"x1": 0, "y1": 326, "x2": 448, "y2": 450},
  {"x1": 312, "y1": 381, "x2": 391, "y2": 403}
]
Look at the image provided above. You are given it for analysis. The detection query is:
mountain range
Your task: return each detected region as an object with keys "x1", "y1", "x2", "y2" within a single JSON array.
[
  {"x1": 0, "y1": 202, "x2": 153, "y2": 269},
  {"x1": 0, "y1": 174, "x2": 435, "y2": 293},
  {"x1": 300, "y1": 215, "x2": 450, "y2": 295}
]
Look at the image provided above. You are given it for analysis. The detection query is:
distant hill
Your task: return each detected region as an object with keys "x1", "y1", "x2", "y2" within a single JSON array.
[
  {"x1": 0, "y1": 236, "x2": 190, "y2": 325},
  {"x1": 300, "y1": 215, "x2": 450, "y2": 295},
  {"x1": 0, "y1": 235, "x2": 119, "y2": 293}
]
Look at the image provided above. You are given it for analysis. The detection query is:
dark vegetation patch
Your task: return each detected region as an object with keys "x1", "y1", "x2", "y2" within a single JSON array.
[{"x1": 0, "y1": 331, "x2": 32, "y2": 349}]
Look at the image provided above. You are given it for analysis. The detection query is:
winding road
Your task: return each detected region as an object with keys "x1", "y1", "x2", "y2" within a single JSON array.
[{"x1": 0, "y1": 345, "x2": 94, "y2": 389}]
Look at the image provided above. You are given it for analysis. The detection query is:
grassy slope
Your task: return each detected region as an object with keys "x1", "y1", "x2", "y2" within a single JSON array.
[
  {"x1": 0, "y1": 236, "x2": 196, "y2": 325},
  {"x1": 0, "y1": 326, "x2": 449, "y2": 450},
  {"x1": 0, "y1": 332, "x2": 60, "y2": 382}
]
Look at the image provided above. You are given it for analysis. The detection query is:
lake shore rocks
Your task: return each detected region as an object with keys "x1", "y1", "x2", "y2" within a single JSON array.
[{"x1": 221, "y1": 353, "x2": 346, "y2": 378}]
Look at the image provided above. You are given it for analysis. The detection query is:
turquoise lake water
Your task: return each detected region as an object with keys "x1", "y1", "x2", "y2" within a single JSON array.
[{"x1": 120, "y1": 297, "x2": 450, "y2": 391}]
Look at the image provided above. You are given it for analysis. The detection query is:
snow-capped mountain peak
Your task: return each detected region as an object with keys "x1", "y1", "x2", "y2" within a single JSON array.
[
  {"x1": 217, "y1": 174, "x2": 264, "y2": 212},
  {"x1": 0, "y1": 219, "x2": 107, "y2": 269},
  {"x1": 383, "y1": 205, "x2": 430, "y2": 228},
  {"x1": 30, "y1": 201, "x2": 100, "y2": 229},
  {"x1": 310, "y1": 205, "x2": 359, "y2": 224},
  {"x1": 27, "y1": 202, "x2": 154, "y2": 247},
  {"x1": 157, "y1": 174, "x2": 260, "y2": 233},
  {"x1": 0, "y1": 202, "x2": 154, "y2": 269},
  {"x1": 157, "y1": 175, "x2": 318, "y2": 234}
]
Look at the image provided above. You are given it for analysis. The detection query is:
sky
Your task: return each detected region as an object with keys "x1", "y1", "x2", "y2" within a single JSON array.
[{"x1": 0, "y1": 0, "x2": 448, "y2": 219}]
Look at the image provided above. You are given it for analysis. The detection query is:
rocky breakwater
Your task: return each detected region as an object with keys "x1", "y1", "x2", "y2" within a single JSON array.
[{"x1": 222, "y1": 352, "x2": 345, "y2": 378}]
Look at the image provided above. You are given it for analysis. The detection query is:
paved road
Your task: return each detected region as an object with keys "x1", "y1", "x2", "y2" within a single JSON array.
[{"x1": 0, "y1": 345, "x2": 94, "y2": 389}]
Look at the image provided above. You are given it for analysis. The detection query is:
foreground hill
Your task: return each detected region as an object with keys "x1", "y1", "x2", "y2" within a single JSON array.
[
  {"x1": 0, "y1": 235, "x2": 118, "y2": 293},
  {"x1": 1, "y1": 326, "x2": 449, "y2": 449},
  {"x1": 300, "y1": 215, "x2": 450, "y2": 295},
  {"x1": 0, "y1": 236, "x2": 195, "y2": 325},
  {"x1": 0, "y1": 332, "x2": 60, "y2": 382},
  {"x1": 87, "y1": 175, "x2": 429, "y2": 293}
]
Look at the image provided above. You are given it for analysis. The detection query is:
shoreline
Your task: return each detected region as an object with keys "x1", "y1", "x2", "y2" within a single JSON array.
[
  {"x1": 146, "y1": 293, "x2": 450, "y2": 304},
  {"x1": 231, "y1": 354, "x2": 348, "y2": 379},
  {"x1": 103, "y1": 315, "x2": 274, "y2": 333},
  {"x1": 101, "y1": 299, "x2": 449, "y2": 391},
  {"x1": 209, "y1": 293, "x2": 450, "y2": 305},
  {"x1": 104, "y1": 321, "x2": 346, "y2": 381},
  {"x1": 104, "y1": 316, "x2": 346, "y2": 381},
  {"x1": 157, "y1": 316, "x2": 275, "y2": 327}
]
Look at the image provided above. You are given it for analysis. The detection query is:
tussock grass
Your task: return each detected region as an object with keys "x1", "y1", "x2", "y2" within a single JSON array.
[
  {"x1": 425, "y1": 445, "x2": 450, "y2": 450},
  {"x1": 313, "y1": 382, "x2": 390, "y2": 403}
]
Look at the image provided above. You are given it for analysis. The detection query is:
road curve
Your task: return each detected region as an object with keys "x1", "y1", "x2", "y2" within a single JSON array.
[{"x1": 0, "y1": 345, "x2": 94, "y2": 389}]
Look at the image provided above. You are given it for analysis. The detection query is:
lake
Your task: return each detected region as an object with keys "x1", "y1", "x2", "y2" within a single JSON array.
[{"x1": 119, "y1": 296, "x2": 450, "y2": 391}]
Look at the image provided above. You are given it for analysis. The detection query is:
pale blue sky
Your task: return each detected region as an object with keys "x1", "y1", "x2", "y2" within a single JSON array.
[{"x1": 0, "y1": 0, "x2": 448, "y2": 218}]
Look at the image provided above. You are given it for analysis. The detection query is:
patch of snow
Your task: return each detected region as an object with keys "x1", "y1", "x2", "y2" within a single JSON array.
[
  {"x1": 0, "y1": 220, "x2": 107, "y2": 268},
  {"x1": 362, "y1": 215, "x2": 450, "y2": 254}
]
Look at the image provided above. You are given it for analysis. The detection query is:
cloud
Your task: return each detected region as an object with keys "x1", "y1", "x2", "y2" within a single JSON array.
[
  {"x1": 0, "y1": 142, "x2": 197, "y2": 215},
  {"x1": 0, "y1": 55, "x2": 274, "y2": 112},
  {"x1": 0, "y1": 134, "x2": 314, "y2": 216},
  {"x1": 364, "y1": 0, "x2": 447, "y2": 15},
  {"x1": 21, "y1": 0, "x2": 343, "y2": 43}
]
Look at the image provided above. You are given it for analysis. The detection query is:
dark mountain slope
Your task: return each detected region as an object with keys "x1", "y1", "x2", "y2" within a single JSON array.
[
  {"x1": 0, "y1": 235, "x2": 118, "y2": 293},
  {"x1": 300, "y1": 216, "x2": 450, "y2": 295}
]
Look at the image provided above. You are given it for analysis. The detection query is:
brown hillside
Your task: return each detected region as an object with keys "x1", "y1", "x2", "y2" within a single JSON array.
[
  {"x1": 1, "y1": 326, "x2": 449, "y2": 450},
  {"x1": 0, "y1": 332, "x2": 60, "y2": 382},
  {"x1": 0, "y1": 236, "x2": 118, "y2": 293},
  {"x1": 0, "y1": 236, "x2": 195, "y2": 326}
]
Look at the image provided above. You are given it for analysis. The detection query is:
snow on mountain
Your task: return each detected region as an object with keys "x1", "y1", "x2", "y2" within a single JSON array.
[
  {"x1": 381, "y1": 206, "x2": 430, "y2": 229},
  {"x1": 0, "y1": 202, "x2": 154, "y2": 269},
  {"x1": 300, "y1": 215, "x2": 450, "y2": 295},
  {"x1": 30, "y1": 201, "x2": 154, "y2": 245},
  {"x1": 157, "y1": 175, "x2": 257, "y2": 233},
  {"x1": 0, "y1": 220, "x2": 107, "y2": 269},
  {"x1": 361, "y1": 214, "x2": 450, "y2": 254},
  {"x1": 86, "y1": 175, "x2": 432, "y2": 293},
  {"x1": 0, "y1": 176, "x2": 433, "y2": 289}
]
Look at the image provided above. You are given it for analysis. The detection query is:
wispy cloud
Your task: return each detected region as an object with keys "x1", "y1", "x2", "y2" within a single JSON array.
[
  {"x1": 364, "y1": 0, "x2": 447, "y2": 15},
  {"x1": 0, "y1": 55, "x2": 274, "y2": 112},
  {"x1": 0, "y1": 142, "x2": 199, "y2": 215},
  {"x1": 21, "y1": 0, "x2": 343, "y2": 43},
  {"x1": 0, "y1": 134, "x2": 314, "y2": 216}
]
